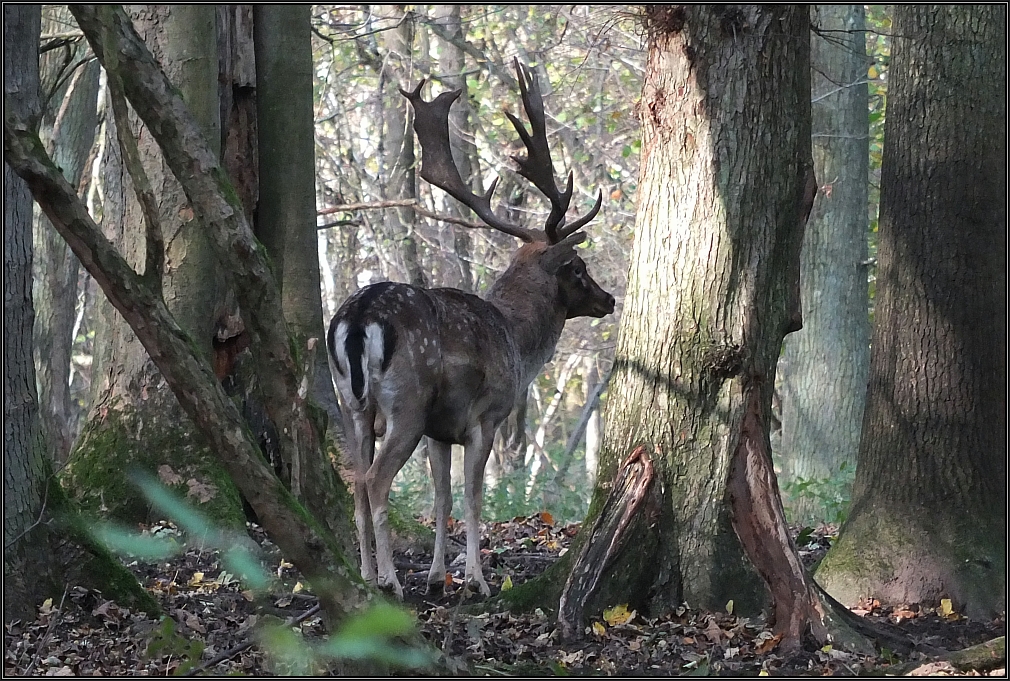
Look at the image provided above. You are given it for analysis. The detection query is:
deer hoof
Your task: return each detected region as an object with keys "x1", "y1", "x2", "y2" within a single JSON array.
[
  {"x1": 425, "y1": 571, "x2": 447, "y2": 595},
  {"x1": 377, "y1": 577, "x2": 404, "y2": 601}
]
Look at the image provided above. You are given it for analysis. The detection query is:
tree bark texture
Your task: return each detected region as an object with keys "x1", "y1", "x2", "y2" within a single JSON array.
[
  {"x1": 816, "y1": 5, "x2": 1007, "y2": 620},
  {"x1": 3, "y1": 4, "x2": 59, "y2": 623},
  {"x1": 33, "y1": 9, "x2": 101, "y2": 464},
  {"x1": 776, "y1": 5, "x2": 870, "y2": 520},
  {"x1": 570, "y1": 6, "x2": 845, "y2": 648},
  {"x1": 66, "y1": 5, "x2": 245, "y2": 527}
]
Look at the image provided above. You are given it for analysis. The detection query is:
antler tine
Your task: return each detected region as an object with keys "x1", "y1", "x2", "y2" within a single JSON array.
[
  {"x1": 505, "y1": 58, "x2": 602, "y2": 244},
  {"x1": 400, "y1": 80, "x2": 541, "y2": 243}
]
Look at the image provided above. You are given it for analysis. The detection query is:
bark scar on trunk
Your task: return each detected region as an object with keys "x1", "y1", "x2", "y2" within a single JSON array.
[
  {"x1": 727, "y1": 381, "x2": 827, "y2": 649},
  {"x1": 559, "y1": 445, "x2": 657, "y2": 641}
]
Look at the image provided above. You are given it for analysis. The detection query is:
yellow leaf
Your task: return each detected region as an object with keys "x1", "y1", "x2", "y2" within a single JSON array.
[
  {"x1": 759, "y1": 670, "x2": 770, "y2": 676},
  {"x1": 502, "y1": 575, "x2": 514, "y2": 592},
  {"x1": 603, "y1": 603, "x2": 635, "y2": 626},
  {"x1": 188, "y1": 572, "x2": 204, "y2": 586},
  {"x1": 939, "y1": 599, "x2": 955, "y2": 617},
  {"x1": 39, "y1": 598, "x2": 54, "y2": 615},
  {"x1": 868, "y1": 65, "x2": 879, "y2": 79},
  {"x1": 293, "y1": 581, "x2": 304, "y2": 594},
  {"x1": 821, "y1": 644, "x2": 833, "y2": 653},
  {"x1": 592, "y1": 621, "x2": 606, "y2": 636},
  {"x1": 725, "y1": 599, "x2": 734, "y2": 615}
]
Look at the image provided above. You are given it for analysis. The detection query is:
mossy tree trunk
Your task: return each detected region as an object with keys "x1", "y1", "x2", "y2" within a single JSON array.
[
  {"x1": 66, "y1": 5, "x2": 247, "y2": 529},
  {"x1": 775, "y1": 5, "x2": 870, "y2": 522},
  {"x1": 544, "y1": 6, "x2": 876, "y2": 652},
  {"x1": 816, "y1": 4, "x2": 1007, "y2": 620}
]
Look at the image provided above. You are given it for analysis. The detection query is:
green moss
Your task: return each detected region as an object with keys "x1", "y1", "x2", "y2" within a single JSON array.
[{"x1": 64, "y1": 401, "x2": 246, "y2": 530}]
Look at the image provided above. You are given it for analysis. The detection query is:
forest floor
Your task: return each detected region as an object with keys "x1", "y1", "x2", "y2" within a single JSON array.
[{"x1": 4, "y1": 515, "x2": 1005, "y2": 676}]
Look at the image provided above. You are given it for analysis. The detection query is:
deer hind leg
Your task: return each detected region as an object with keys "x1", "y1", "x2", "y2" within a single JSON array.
[
  {"x1": 426, "y1": 438, "x2": 452, "y2": 594},
  {"x1": 346, "y1": 405, "x2": 378, "y2": 585},
  {"x1": 462, "y1": 422, "x2": 497, "y2": 597},
  {"x1": 365, "y1": 415, "x2": 424, "y2": 600}
]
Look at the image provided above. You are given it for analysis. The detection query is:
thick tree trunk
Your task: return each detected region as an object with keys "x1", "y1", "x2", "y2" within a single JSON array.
[
  {"x1": 253, "y1": 4, "x2": 354, "y2": 553},
  {"x1": 5, "y1": 7, "x2": 157, "y2": 622},
  {"x1": 4, "y1": 5, "x2": 57, "y2": 622},
  {"x1": 550, "y1": 6, "x2": 874, "y2": 651},
  {"x1": 775, "y1": 5, "x2": 870, "y2": 522},
  {"x1": 816, "y1": 5, "x2": 1007, "y2": 620},
  {"x1": 65, "y1": 5, "x2": 246, "y2": 527}
]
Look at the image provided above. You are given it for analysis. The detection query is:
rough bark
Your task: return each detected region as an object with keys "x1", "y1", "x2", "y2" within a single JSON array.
[
  {"x1": 776, "y1": 5, "x2": 870, "y2": 521},
  {"x1": 5, "y1": 6, "x2": 157, "y2": 622},
  {"x1": 542, "y1": 6, "x2": 874, "y2": 651},
  {"x1": 816, "y1": 5, "x2": 1007, "y2": 620},
  {"x1": 4, "y1": 4, "x2": 57, "y2": 622},
  {"x1": 66, "y1": 5, "x2": 245, "y2": 528},
  {"x1": 7, "y1": 4, "x2": 368, "y2": 626}
]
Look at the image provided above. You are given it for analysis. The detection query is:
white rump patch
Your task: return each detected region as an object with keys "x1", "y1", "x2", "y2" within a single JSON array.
[{"x1": 365, "y1": 322, "x2": 386, "y2": 374}]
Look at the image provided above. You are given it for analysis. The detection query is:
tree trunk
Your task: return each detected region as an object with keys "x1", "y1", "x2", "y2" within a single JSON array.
[
  {"x1": 33, "y1": 8, "x2": 101, "y2": 464},
  {"x1": 5, "y1": 6, "x2": 157, "y2": 622},
  {"x1": 816, "y1": 5, "x2": 1007, "y2": 620},
  {"x1": 775, "y1": 5, "x2": 870, "y2": 522},
  {"x1": 253, "y1": 4, "x2": 354, "y2": 552},
  {"x1": 548, "y1": 6, "x2": 873, "y2": 651},
  {"x1": 4, "y1": 4, "x2": 57, "y2": 622},
  {"x1": 65, "y1": 5, "x2": 247, "y2": 527},
  {"x1": 376, "y1": 6, "x2": 426, "y2": 287},
  {"x1": 431, "y1": 4, "x2": 476, "y2": 292}
]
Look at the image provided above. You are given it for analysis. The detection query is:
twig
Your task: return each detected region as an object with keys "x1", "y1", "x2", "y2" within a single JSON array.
[
  {"x1": 185, "y1": 603, "x2": 322, "y2": 676},
  {"x1": 24, "y1": 585, "x2": 69, "y2": 676}
]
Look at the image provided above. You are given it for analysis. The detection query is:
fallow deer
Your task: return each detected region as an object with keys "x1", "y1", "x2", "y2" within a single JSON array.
[{"x1": 328, "y1": 59, "x2": 615, "y2": 599}]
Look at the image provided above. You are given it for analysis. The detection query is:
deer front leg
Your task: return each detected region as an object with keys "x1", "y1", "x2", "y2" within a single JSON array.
[
  {"x1": 366, "y1": 421, "x2": 424, "y2": 600},
  {"x1": 426, "y1": 438, "x2": 452, "y2": 594},
  {"x1": 462, "y1": 424, "x2": 496, "y2": 597}
]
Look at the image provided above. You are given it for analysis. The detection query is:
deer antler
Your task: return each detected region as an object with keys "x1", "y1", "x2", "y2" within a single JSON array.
[
  {"x1": 504, "y1": 58, "x2": 602, "y2": 243},
  {"x1": 400, "y1": 81, "x2": 541, "y2": 243},
  {"x1": 401, "y1": 62, "x2": 602, "y2": 245}
]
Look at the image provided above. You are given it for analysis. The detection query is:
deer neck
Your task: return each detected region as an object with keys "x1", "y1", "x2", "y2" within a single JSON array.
[{"x1": 486, "y1": 269, "x2": 567, "y2": 386}]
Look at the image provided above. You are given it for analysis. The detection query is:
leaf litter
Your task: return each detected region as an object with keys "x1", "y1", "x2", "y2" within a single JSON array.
[{"x1": 3, "y1": 519, "x2": 1004, "y2": 676}]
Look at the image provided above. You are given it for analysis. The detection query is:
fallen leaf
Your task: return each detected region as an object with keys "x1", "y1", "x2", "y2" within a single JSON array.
[
  {"x1": 539, "y1": 511, "x2": 554, "y2": 526},
  {"x1": 725, "y1": 599, "x2": 734, "y2": 615},
  {"x1": 603, "y1": 604, "x2": 635, "y2": 626},
  {"x1": 157, "y1": 465, "x2": 183, "y2": 486},
  {"x1": 592, "y1": 621, "x2": 606, "y2": 636},
  {"x1": 755, "y1": 633, "x2": 782, "y2": 654},
  {"x1": 501, "y1": 575, "x2": 513, "y2": 592},
  {"x1": 188, "y1": 572, "x2": 205, "y2": 586}
]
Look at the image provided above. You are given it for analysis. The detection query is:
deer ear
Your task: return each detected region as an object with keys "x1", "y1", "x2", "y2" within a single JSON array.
[{"x1": 541, "y1": 232, "x2": 587, "y2": 274}]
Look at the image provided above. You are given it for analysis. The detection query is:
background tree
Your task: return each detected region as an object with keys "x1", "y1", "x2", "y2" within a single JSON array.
[
  {"x1": 775, "y1": 5, "x2": 870, "y2": 523},
  {"x1": 33, "y1": 7, "x2": 101, "y2": 464},
  {"x1": 816, "y1": 4, "x2": 1007, "y2": 619}
]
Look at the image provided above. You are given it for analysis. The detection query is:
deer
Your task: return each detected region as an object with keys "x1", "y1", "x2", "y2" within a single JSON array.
[{"x1": 327, "y1": 59, "x2": 615, "y2": 599}]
